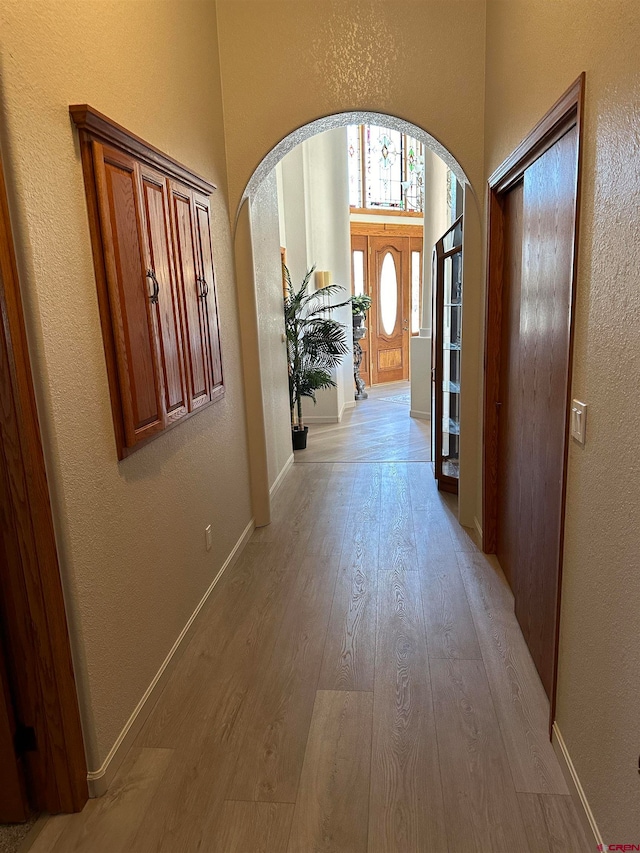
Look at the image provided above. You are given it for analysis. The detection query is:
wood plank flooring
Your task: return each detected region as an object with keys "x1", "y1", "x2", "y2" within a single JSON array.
[
  {"x1": 296, "y1": 381, "x2": 431, "y2": 463},
  {"x1": 28, "y1": 458, "x2": 590, "y2": 851}
]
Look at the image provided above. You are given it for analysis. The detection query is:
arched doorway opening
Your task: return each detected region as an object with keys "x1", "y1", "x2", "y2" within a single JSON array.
[{"x1": 232, "y1": 112, "x2": 481, "y2": 534}]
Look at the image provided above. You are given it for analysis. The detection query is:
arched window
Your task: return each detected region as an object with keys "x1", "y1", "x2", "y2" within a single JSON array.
[{"x1": 347, "y1": 124, "x2": 425, "y2": 212}]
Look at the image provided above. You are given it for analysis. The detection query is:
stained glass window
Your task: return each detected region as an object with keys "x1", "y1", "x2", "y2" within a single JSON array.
[
  {"x1": 347, "y1": 125, "x2": 425, "y2": 212},
  {"x1": 365, "y1": 126, "x2": 403, "y2": 209},
  {"x1": 403, "y1": 135, "x2": 424, "y2": 213},
  {"x1": 347, "y1": 125, "x2": 362, "y2": 208}
]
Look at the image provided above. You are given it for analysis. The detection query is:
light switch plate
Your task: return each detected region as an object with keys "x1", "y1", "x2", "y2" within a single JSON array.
[{"x1": 571, "y1": 400, "x2": 587, "y2": 445}]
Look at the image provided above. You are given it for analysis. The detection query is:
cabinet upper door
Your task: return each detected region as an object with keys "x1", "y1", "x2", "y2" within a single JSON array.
[
  {"x1": 193, "y1": 194, "x2": 224, "y2": 397},
  {"x1": 92, "y1": 142, "x2": 164, "y2": 447},
  {"x1": 138, "y1": 166, "x2": 189, "y2": 424},
  {"x1": 169, "y1": 182, "x2": 212, "y2": 410}
]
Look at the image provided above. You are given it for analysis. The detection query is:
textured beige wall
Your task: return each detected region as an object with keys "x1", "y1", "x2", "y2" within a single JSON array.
[
  {"x1": 217, "y1": 0, "x2": 487, "y2": 525},
  {"x1": 485, "y1": 1, "x2": 640, "y2": 838},
  {"x1": 217, "y1": 0, "x2": 487, "y2": 213},
  {"x1": 250, "y1": 172, "x2": 292, "y2": 488},
  {"x1": 0, "y1": 0, "x2": 251, "y2": 771}
]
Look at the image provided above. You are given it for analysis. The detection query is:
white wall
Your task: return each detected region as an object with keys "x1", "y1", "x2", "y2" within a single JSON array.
[
  {"x1": 278, "y1": 128, "x2": 353, "y2": 423},
  {"x1": 410, "y1": 149, "x2": 451, "y2": 421},
  {"x1": 250, "y1": 172, "x2": 292, "y2": 489}
]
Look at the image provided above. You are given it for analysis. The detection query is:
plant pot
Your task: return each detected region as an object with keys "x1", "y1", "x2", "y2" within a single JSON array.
[
  {"x1": 292, "y1": 425, "x2": 309, "y2": 450},
  {"x1": 353, "y1": 312, "x2": 364, "y2": 328}
]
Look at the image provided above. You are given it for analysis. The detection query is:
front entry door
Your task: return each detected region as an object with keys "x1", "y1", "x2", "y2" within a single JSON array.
[{"x1": 369, "y1": 236, "x2": 410, "y2": 384}]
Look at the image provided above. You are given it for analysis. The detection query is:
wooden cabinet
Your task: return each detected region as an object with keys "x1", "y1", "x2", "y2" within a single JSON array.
[
  {"x1": 432, "y1": 214, "x2": 463, "y2": 494},
  {"x1": 71, "y1": 106, "x2": 224, "y2": 458}
]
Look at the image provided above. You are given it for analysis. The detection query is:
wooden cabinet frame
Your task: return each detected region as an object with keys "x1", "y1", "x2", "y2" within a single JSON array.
[
  {"x1": 70, "y1": 105, "x2": 224, "y2": 459},
  {"x1": 433, "y1": 215, "x2": 463, "y2": 494}
]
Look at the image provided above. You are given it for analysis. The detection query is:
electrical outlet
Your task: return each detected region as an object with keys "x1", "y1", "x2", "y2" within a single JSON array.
[{"x1": 205, "y1": 524, "x2": 212, "y2": 551}]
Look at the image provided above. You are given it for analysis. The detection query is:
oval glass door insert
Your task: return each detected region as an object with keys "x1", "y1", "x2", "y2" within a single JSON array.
[{"x1": 380, "y1": 252, "x2": 398, "y2": 335}]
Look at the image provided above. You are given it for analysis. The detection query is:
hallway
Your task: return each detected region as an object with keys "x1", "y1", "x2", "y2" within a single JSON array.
[
  {"x1": 28, "y1": 461, "x2": 589, "y2": 852},
  {"x1": 296, "y1": 381, "x2": 431, "y2": 463}
]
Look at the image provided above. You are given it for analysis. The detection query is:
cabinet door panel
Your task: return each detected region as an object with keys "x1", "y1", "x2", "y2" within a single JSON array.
[
  {"x1": 170, "y1": 184, "x2": 211, "y2": 409},
  {"x1": 194, "y1": 197, "x2": 224, "y2": 394},
  {"x1": 140, "y1": 171, "x2": 188, "y2": 422},
  {"x1": 92, "y1": 143, "x2": 163, "y2": 446}
]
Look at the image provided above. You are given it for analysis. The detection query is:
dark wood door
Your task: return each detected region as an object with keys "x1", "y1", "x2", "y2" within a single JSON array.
[
  {"x1": 194, "y1": 194, "x2": 224, "y2": 396},
  {"x1": 92, "y1": 142, "x2": 165, "y2": 447},
  {"x1": 139, "y1": 167, "x2": 189, "y2": 425},
  {"x1": 370, "y1": 236, "x2": 410, "y2": 384},
  {"x1": 169, "y1": 182, "x2": 211, "y2": 410},
  {"x1": 496, "y1": 127, "x2": 578, "y2": 698},
  {"x1": 0, "y1": 628, "x2": 28, "y2": 822}
]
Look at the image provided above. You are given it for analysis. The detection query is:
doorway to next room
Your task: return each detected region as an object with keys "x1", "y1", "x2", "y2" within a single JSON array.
[{"x1": 276, "y1": 121, "x2": 463, "y2": 471}]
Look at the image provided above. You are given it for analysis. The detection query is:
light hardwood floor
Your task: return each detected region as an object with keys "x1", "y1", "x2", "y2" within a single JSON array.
[
  {"x1": 27, "y1": 430, "x2": 591, "y2": 851},
  {"x1": 296, "y1": 381, "x2": 431, "y2": 463}
]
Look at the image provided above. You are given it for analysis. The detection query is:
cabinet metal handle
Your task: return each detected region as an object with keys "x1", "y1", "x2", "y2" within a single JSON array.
[
  {"x1": 146, "y1": 269, "x2": 160, "y2": 304},
  {"x1": 197, "y1": 276, "x2": 209, "y2": 299}
]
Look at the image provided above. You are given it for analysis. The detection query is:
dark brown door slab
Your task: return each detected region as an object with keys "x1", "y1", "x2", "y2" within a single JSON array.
[{"x1": 484, "y1": 75, "x2": 584, "y2": 716}]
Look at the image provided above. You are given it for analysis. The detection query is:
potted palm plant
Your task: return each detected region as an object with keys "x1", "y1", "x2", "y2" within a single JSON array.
[
  {"x1": 350, "y1": 293, "x2": 372, "y2": 327},
  {"x1": 284, "y1": 264, "x2": 349, "y2": 450}
]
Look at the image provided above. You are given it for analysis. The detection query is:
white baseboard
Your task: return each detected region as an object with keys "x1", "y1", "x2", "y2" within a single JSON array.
[
  {"x1": 86, "y1": 517, "x2": 255, "y2": 797},
  {"x1": 410, "y1": 409, "x2": 430, "y2": 420},
  {"x1": 473, "y1": 516, "x2": 483, "y2": 541},
  {"x1": 303, "y1": 400, "x2": 357, "y2": 425},
  {"x1": 303, "y1": 415, "x2": 340, "y2": 423},
  {"x1": 341, "y1": 400, "x2": 356, "y2": 415},
  {"x1": 552, "y1": 723, "x2": 603, "y2": 847},
  {"x1": 270, "y1": 453, "x2": 294, "y2": 498}
]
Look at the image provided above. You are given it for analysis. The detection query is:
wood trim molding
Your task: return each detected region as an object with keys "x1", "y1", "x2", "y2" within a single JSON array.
[
  {"x1": 349, "y1": 207, "x2": 423, "y2": 219},
  {"x1": 488, "y1": 74, "x2": 584, "y2": 193},
  {"x1": 69, "y1": 105, "x2": 216, "y2": 196},
  {"x1": 0, "y1": 152, "x2": 88, "y2": 811},
  {"x1": 482, "y1": 189, "x2": 505, "y2": 554},
  {"x1": 350, "y1": 222, "x2": 423, "y2": 238}
]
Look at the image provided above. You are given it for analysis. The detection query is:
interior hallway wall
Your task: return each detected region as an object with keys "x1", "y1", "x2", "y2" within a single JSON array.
[
  {"x1": 0, "y1": 0, "x2": 252, "y2": 775},
  {"x1": 410, "y1": 148, "x2": 451, "y2": 420},
  {"x1": 250, "y1": 172, "x2": 292, "y2": 488},
  {"x1": 278, "y1": 129, "x2": 353, "y2": 423},
  {"x1": 216, "y1": 0, "x2": 487, "y2": 525},
  {"x1": 485, "y1": 0, "x2": 640, "y2": 838}
]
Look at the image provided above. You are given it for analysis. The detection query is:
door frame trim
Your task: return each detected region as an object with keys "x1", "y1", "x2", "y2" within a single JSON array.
[
  {"x1": 482, "y1": 74, "x2": 585, "y2": 727},
  {"x1": 0, "y1": 150, "x2": 88, "y2": 811}
]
